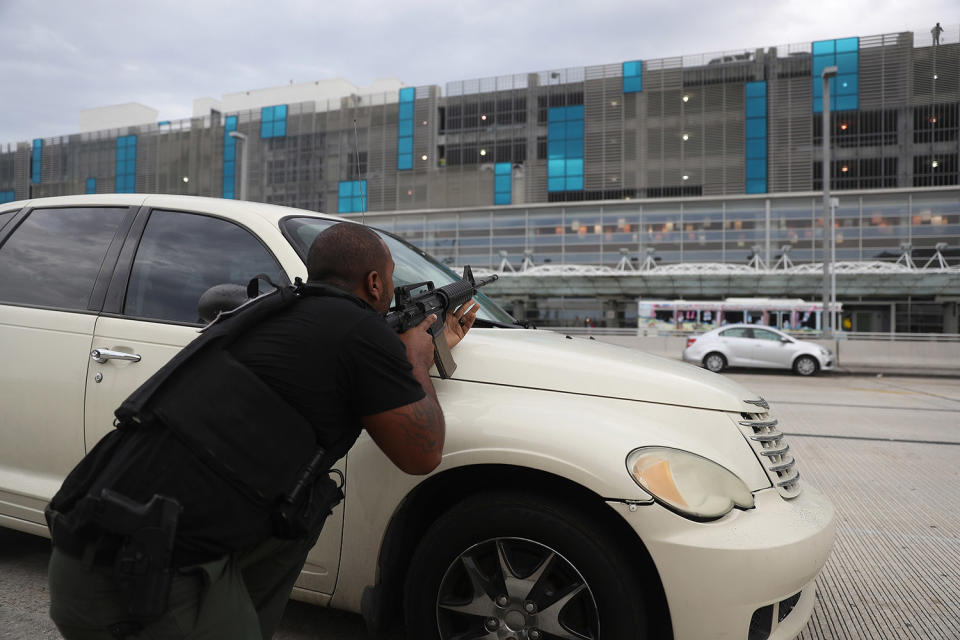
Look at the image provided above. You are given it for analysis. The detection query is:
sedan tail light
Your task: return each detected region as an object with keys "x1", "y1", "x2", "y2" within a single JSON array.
[{"x1": 686, "y1": 337, "x2": 697, "y2": 348}]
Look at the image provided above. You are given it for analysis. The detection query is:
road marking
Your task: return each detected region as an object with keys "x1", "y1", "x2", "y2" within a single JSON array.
[
  {"x1": 768, "y1": 400, "x2": 960, "y2": 413},
  {"x1": 785, "y1": 432, "x2": 960, "y2": 446}
]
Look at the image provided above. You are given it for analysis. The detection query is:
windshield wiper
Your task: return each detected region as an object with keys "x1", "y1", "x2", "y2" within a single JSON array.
[{"x1": 473, "y1": 318, "x2": 525, "y2": 329}]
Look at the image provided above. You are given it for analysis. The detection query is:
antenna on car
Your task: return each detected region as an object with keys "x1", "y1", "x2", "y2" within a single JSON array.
[{"x1": 353, "y1": 117, "x2": 366, "y2": 225}]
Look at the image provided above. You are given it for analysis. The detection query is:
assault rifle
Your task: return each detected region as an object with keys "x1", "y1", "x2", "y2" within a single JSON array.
[{"x1": 384, "y1": 266, "x2": 497, "y2": 378}]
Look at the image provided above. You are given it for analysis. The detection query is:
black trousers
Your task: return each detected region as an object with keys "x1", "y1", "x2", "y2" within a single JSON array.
[{"x1": 48, "y1": 533, "x2": 319, "y2": 640}]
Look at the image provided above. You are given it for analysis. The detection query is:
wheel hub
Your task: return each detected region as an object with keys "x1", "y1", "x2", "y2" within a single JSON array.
[{"x1": 503, "y1": 608, "x2": 527, "y2": 631}]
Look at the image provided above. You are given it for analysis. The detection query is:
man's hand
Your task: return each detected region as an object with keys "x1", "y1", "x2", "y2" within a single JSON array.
[
  {"x1": 397, "y1": 314, "x2": 438, "y2": 372},
  {"x1": 445, "y1": 301, "x2": 480, "y2": 350},
  {"x1": 364, "y1": 315, "x2": 446, "y2": 475}
]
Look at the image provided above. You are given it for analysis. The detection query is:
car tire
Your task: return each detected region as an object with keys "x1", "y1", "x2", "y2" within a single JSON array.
[
  {"x1": 793, "y1": 355, "x2": 819, "y2": 376},
  {"x1": 403, "y1": 491, "x2": 649, "y2": 640},
  {"x1": 703, "y1": 352, "x2": 727, "y2": 373}
]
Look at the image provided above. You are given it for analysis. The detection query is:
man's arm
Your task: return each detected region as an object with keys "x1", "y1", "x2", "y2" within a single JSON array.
[{"x1": 362, "y1": 315, "x2": 446, "y2": 475}]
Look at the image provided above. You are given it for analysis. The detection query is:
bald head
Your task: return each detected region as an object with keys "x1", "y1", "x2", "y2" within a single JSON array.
[
  {"x1": 307, "y1": 222, "x2": 390, "y2": 288},
  {"x1": 307, "y1": 223, "x2": 395, "y2": 312}
]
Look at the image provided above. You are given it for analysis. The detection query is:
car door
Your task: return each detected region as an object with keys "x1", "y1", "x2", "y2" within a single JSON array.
[
  {"x1": 751, "y1": 328, "x2": 794, "y2": 368},
  {"x1": 718, "y1": 327, "x2": 756, "y2": 366},
  {"x1": 0, "y1": 205, "x2": 135, "y2": 529},
  {"x1": 83, "y1": 206, "x2": 344, "y2": 595}
]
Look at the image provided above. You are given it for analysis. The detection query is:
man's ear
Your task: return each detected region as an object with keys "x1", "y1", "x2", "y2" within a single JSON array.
[{"x1": 365, "y1": 270, "x2": 383, "y2": 302}]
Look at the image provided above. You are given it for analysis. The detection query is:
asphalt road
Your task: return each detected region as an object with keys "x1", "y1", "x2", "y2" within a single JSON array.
[{"x1": 1, "y1": 372, "x2": 957, "y2": 639}]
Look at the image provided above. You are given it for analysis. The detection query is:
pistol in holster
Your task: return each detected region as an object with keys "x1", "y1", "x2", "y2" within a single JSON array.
[{"x1": 96, "y1": 489, "x2": 181, "y2": 619}]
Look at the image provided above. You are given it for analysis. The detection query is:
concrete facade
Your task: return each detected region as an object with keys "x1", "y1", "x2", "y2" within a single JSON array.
[{"x1": 1, "y1": 26, "x2": 958, "y2": 332}]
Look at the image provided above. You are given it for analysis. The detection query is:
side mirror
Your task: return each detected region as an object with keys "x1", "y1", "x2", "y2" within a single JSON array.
[
  {"x1": 197, "y1": 283, "x2": 250, "y2": 324},
  {"x1": 780, "y1": 336, "x2": 793, "y2": 344}
]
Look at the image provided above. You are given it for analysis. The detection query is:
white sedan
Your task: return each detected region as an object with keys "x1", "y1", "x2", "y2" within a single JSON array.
[
  {"x1": 683, "y1": 324, "x2": 835, "y2": 376},
  {"x1": 0, "y1": 194, "x2": 834, "y2": 640}
]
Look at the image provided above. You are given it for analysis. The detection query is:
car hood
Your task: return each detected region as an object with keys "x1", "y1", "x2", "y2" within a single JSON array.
[{"x1": 449, "y1": 328, "x2": 763, "y2": 413}]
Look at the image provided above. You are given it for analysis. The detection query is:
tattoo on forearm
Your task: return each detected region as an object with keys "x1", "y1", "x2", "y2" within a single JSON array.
[{"x1": 398, "y1": 399, "x2": 444, "y2": 453}]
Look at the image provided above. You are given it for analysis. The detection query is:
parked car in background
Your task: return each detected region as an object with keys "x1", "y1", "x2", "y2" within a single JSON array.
[
  {"x1": 0, "y1": 195, "x2": 835, "y2": 640},
  {"x1": 683, "y1": 324, "x2": 834, "y2": 376}
]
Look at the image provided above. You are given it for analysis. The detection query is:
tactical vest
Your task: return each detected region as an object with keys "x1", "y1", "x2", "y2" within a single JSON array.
[{"x1": 47, "y1": 280, "x2": 359, "y2": 554}]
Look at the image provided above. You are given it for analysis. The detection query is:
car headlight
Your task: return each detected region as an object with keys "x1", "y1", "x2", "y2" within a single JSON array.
[
  {"x1": 626, "y1": 447, "x2": 755, "y2": 521},
  {"x1": 819, "y1": 347, "x2": 829, "y2": 356}
]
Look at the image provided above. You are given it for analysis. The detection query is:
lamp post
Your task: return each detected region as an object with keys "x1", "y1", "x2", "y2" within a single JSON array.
[
  {"x1": 228, "y1": 131, "x2": 248, "y2": 201},
  {"x1": 821, "y1": 65, "x2": 838, "y2": 336}
]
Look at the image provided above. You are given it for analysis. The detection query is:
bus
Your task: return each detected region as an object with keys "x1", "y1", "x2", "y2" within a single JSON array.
[{"x1": 637, "y1": 298, "x2": 843, "y2": 335}]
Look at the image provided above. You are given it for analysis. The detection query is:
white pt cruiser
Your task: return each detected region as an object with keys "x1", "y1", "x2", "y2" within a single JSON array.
[{"x1": 0, "y1": 195, "x2": 834, "y2": 640}]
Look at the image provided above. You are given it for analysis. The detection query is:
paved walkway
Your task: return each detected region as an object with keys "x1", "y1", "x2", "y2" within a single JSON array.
[{"x1": 728, "y1": 373, "x2": 960, "y2": 640}]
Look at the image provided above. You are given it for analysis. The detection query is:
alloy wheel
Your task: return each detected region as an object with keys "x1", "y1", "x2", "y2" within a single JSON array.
[
  {"x1": 795, "y1": 356, "x2": 817, "y2": 376},
  {"x1": 436, "y1": 537, "x2": 599, "y2": 640}
]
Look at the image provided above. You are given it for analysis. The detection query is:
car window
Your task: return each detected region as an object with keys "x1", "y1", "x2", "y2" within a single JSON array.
[
  {"x1": 0, "y1": 207, "x2": 127, "y2": 310},
  {"x1": 720, "y1": 327, "x2": 753, "y2": 339},
  {"x1": 124, "y1": 210, "x2": 286, "y2": 324},
  {"x1": 753, "y1": 329, "x2": 782, "y2": 341},
  {"x1": 281, "y1": 216, "x2": 516, "y2": 325},
  {"x1": 0, "y1": 209, "x2": 17, "y2": 234}
]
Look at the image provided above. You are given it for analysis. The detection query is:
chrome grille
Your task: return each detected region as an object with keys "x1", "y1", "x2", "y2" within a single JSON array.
[{"x1": 738, "y1": 402, "x2": 801, "y2": 499}]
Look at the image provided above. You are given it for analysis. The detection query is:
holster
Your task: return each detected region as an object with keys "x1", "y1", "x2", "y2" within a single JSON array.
[
  {"x1": 273, "y1": 474, "x2": 343, "y2": 540},
  {"x1": 100, "y1": 490, "x2": 181, "y2": 619},
  {"x1": 49, "y1": 489, "x2": 181, "y2": 621}
]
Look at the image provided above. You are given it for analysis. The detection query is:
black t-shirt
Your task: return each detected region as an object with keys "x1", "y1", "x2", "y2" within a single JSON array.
[
  {"x1": 106, "y1": 288, "x2": 425, "y2": 559},
  {"x1": 228, "y1": 291, "x2": 426, "y2": 446}
]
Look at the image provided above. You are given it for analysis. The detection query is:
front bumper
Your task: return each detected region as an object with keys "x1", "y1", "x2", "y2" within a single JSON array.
[{"x1": 608, "y1": 485, "x2": 835, "y2": 640}]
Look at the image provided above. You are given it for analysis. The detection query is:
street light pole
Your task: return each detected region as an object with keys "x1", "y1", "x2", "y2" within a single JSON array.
[
  {"x1": 821, "y1": 65, "x2": 838, "y2": 336},
  {"x1": 228, "y1": 131, "x2": 248, "y2": 201}
]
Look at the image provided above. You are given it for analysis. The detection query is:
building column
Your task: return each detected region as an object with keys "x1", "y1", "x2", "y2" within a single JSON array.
[
  {"x1": 511, "y1": 298, "x2": 528, "y2": 324},
  {"x1": 602, "y1": 298, "x2": 621, "y2": 328},
  {"x1": 943, "y1": 301, "x2": 959, "y2": 334}
]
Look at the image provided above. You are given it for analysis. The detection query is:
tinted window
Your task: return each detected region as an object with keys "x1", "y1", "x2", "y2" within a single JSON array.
[
  {"x1": 0, "y1": 209, "x2": 16, "y2": 234},
  {"x1": 124, "y1": 210, "x2": 286, "y2": 324},
  {"x1": 721, "y1": 328, "x2": 753, "y2": 338},
  {"x1": 753, "y1": 329, "x2": 782, "y2": 341},
  {"x1": 0, "y1": 207, "x2": 127, "y2": 310}
]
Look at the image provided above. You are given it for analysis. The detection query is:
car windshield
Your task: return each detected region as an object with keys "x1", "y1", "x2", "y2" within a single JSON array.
[{"x1": 281, "y1": 216, "x2": 516, "y2": 326}]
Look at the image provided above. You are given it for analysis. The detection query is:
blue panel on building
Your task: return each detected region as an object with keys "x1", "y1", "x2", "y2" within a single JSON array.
[
  {"x1": 397, "y1": 87, "x2": 415, "y2": 171},
  {"x1": 223, "y1": 115, "x2": 238, "y2": 199},
  {"x1": 338, "y1": 180, "x2": 367, "y2": 213},
  {"x1": 115, "y1": 135, "x2": 137, "y2": 193},
  {"x1": 31, "y1": 139, "x2": 42, "y2": 184},
  {"x1": 0, "y1": 190, "x2": 15, "y2": 204},
  {"x1": 85, "y1": 178, "x2": 96, "y2": 194},
  {"x1": 547, "y1": 106, "x2": 584, "y2": 193},
  {"x1": 260, "y1": 105, "x2": 288, "y2": 139},
  {"x1": 623, "y1": 60, "x2": 643, "y2": 93},
  {"x1": 812, "y1": 38, "x2": 859, "y2": 112},
  {"x1": 494, "y1": 162, "x2": 512, "y2": 205},
  {"x1": 745, "y1": 81, "x2": 767, "y2": 194}
]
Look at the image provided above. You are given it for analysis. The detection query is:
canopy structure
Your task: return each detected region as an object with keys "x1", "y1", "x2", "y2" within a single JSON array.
[{"x1": 473, "y1": 260, "x2": 960, "y2": 298}]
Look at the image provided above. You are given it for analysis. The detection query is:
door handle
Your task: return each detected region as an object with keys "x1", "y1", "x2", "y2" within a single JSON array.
[{"x1": 91, "y1": 348, "x2": 142, "y2": 364}]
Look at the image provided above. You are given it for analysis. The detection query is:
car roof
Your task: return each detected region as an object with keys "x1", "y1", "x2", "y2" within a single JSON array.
[
  {"x1": 0, "y1": 194, "x2": 342, "y2": 229},
  {"x1": 709, "y1": 323, "x2": 784, "y2": 333}
]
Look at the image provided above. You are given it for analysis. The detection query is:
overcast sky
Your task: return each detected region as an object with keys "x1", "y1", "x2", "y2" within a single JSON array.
[{"x1": 0, "y1": 0, "x2": 954, "y2": 146}]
